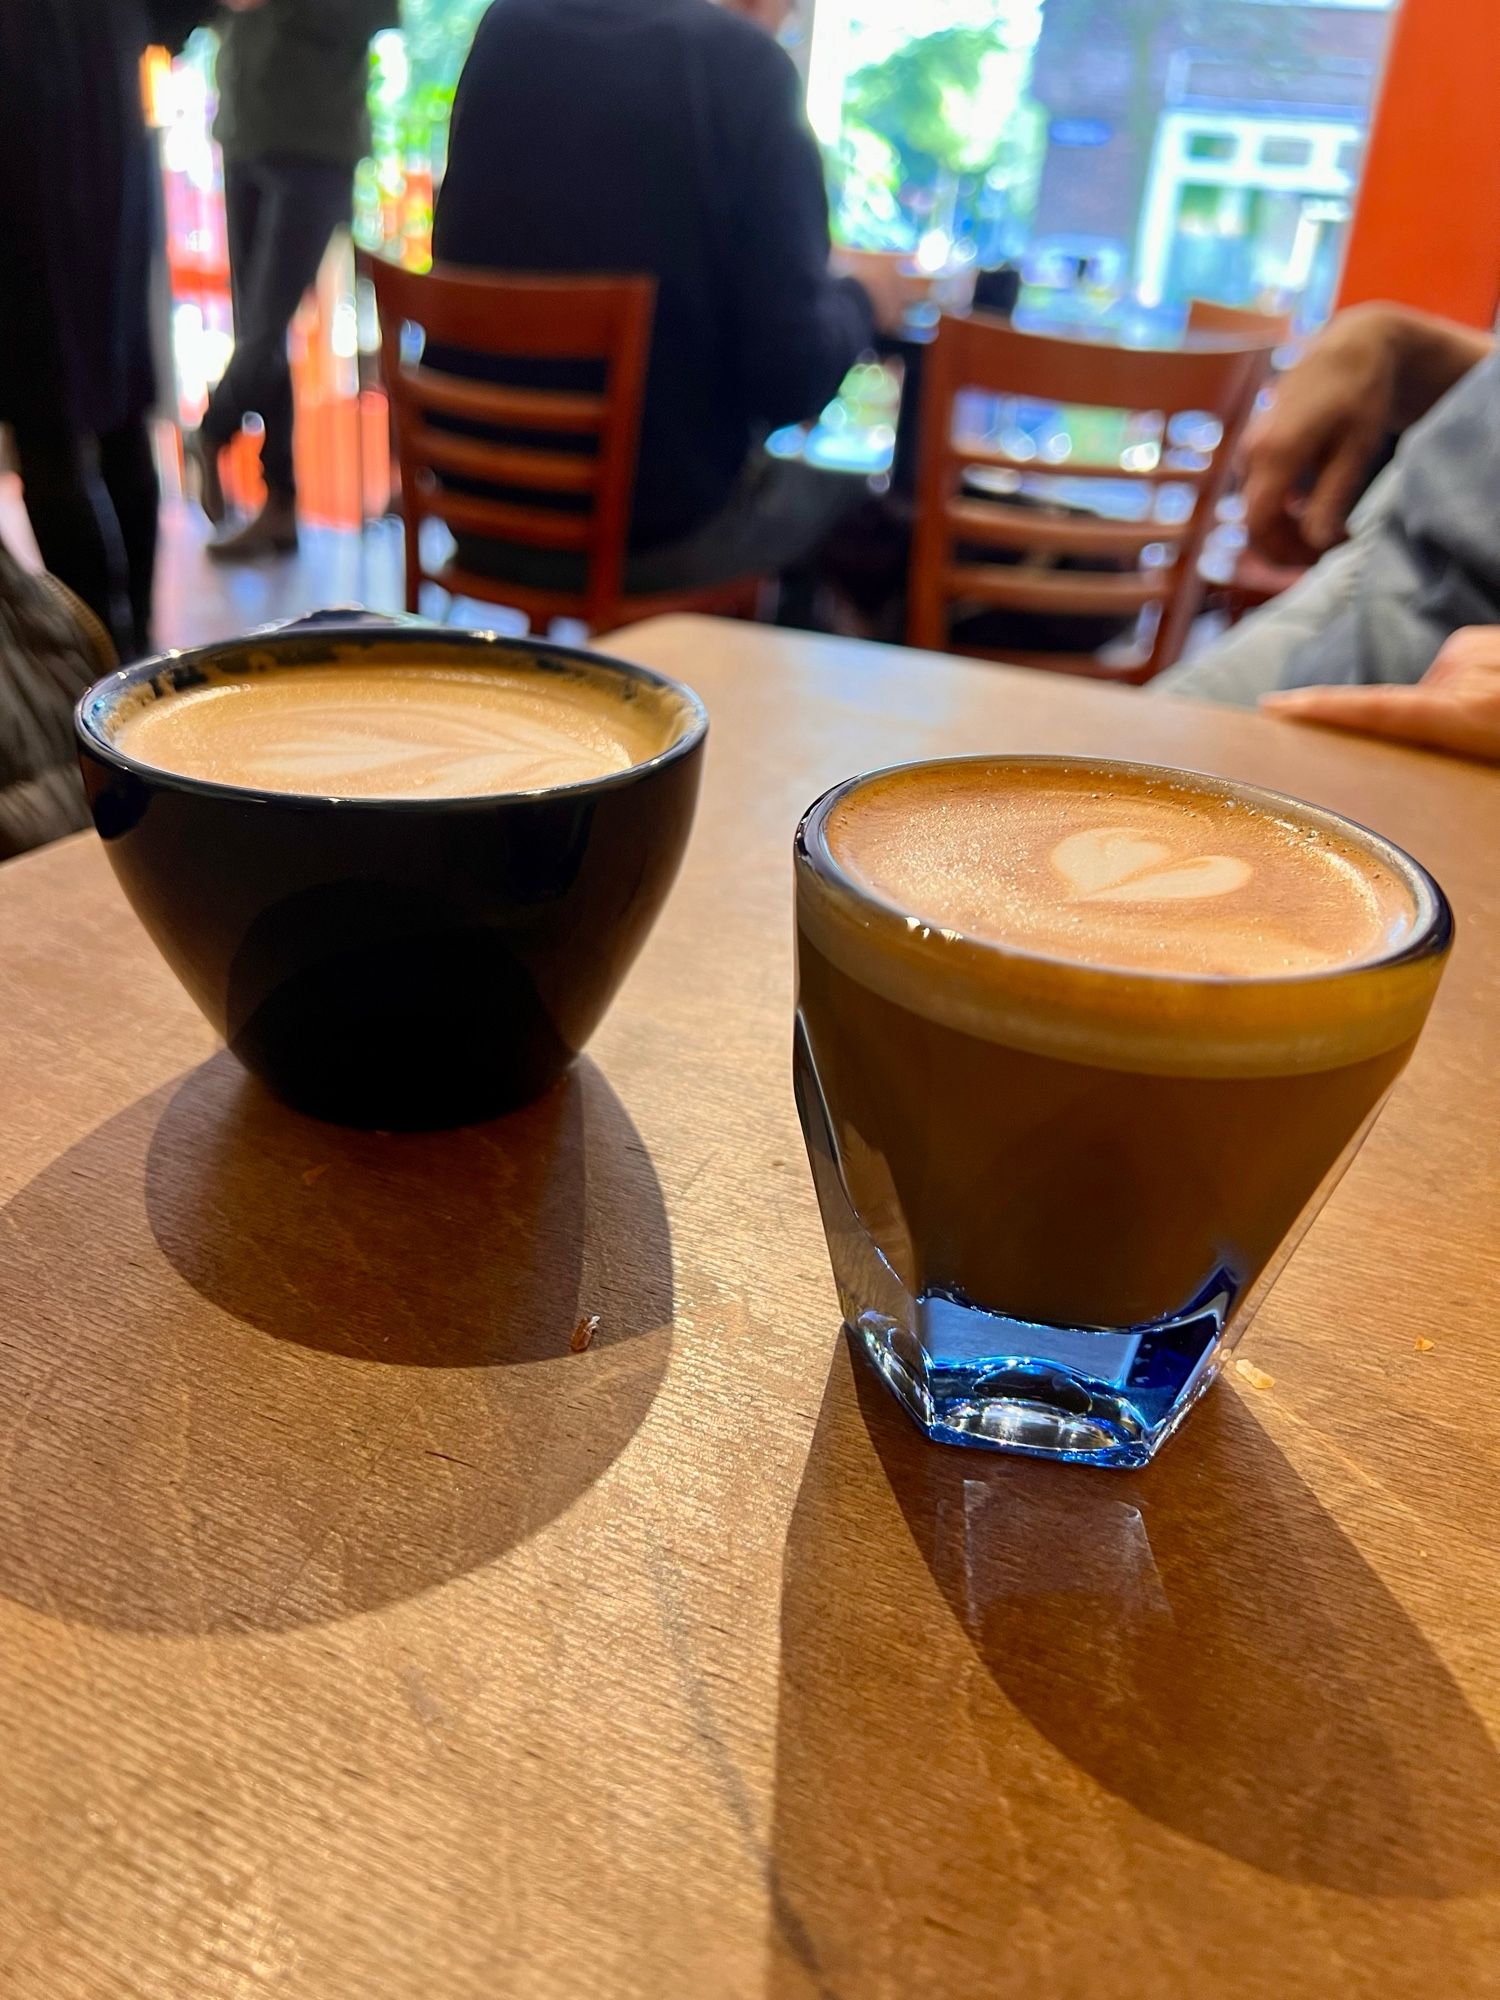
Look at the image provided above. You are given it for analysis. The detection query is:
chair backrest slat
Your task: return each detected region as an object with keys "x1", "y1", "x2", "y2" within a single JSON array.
[
  {"x1": 408, "y1": 426, "x2": 601, "y2": 495},
  {"x1": 422, "y1": 490, "x2": 595, "y2": 553},
  {"x1": 934, "y1": 313, "x2": 1266, "y2": 413},
  {"x1": 945, "y1": 499, "x2": 1186, "y2": 560},
  {"x1": 404, "y1": 365, "x2": 608, "y2": 436},
  {"x1": 374, "y1": 260, "x2": 649, "y2": 359},
  {"x1": 946, "y1": 565, "x2": 1173, "y2": 617},
  {"x1": 1185, "y1": 297, "x2": 1295, "y2": 347},
  {"x1": 952, "y1": 440, "x2": 1212, "y2": 486}
]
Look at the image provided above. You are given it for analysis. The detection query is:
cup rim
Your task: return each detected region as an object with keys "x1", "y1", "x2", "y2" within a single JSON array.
[
  {"x1": 796, "y1": 752, "x2": 1454, "y2": 994},
  {"x1": 75, "y1": 617, "x2": 709, "y2": 812}
]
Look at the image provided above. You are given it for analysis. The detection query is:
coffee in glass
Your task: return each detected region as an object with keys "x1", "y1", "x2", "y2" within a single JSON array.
[{"x1": 794, "y1": 756, "x2": 1452, "y2": 1466}]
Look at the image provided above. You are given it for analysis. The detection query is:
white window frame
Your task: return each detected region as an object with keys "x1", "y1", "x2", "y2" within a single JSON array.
[{"x1": 1137, "y1": 109, "x2": 1363, "y2": 307}]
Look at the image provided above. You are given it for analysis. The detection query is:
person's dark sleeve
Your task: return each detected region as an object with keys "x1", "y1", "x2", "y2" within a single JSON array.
[{"x1": 717, "y1": 38, "x2": 873, "y2": 429}]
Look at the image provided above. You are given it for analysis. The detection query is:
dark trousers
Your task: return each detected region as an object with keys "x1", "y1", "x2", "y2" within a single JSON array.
[
  {"x1": 11, "y1": 413, "x2": 159, "y2": 659},
  {"x1": 203, "y1": 156, "x2": 351, "y2": 504}
]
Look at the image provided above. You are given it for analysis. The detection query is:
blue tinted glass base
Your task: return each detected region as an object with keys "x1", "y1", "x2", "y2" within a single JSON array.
[
  {"x1": 794, "y1": 1016, "x2": 1235, "y2": 1469},
  {"x1": 850, "y1": 1292, "x2": 1228, "y2": 1469}
]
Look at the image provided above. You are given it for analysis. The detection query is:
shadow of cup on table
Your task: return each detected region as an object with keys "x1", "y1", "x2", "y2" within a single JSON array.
[
  {"x1": 765, "y1": 1338, "x2": 1500, "y2": 1998},
  {"x1": 0, "y1": 1050, "x2": 672, "y2": 1634}
]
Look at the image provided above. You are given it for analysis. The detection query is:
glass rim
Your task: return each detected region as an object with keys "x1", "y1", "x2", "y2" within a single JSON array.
[{"x1": 796, "y1": 752, "x2": 1453, "y2": 994}]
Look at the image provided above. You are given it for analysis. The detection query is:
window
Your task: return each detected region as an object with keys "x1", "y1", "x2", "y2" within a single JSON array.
[
  {"x1": 807, "y1": 0, "x2": 1402, "y2": 333},
  {"x1": 1260, "y1": 136, "x2": 1314, "y2": 166},
  {"x1": 360, "y1": 3, "x2": 495, "y2": 269}
]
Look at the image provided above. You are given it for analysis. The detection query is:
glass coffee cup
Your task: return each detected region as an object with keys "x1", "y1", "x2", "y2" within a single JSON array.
[{"x1": 794, "y1": 755, "x2": 1453, "y2": 1467}]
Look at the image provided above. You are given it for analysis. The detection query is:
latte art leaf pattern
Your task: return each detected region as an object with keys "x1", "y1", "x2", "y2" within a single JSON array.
[
  {"x1": 115, "y1": 665, "x2": 669, "y2": 799},
  {"x1": 242, "y1": 702, "x2": 626, "y2": 796}
]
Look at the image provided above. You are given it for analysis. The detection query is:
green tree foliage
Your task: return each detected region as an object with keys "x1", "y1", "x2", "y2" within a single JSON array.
[
  {"x1": 845, "y1": 26, "x2": 1014, "y2": 181},
  {"x1": 390, "y1": 0, "x2": 492, "y2": 102},
  {"x1": 832, "y1": 21, "x2": 1045, "y2": 250},
  {"x1": 370, "y1": 0, "x2": 490, "y2": 164}
]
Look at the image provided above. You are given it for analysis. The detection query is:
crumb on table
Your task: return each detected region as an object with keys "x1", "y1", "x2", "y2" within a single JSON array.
[{"x1": 1234, "y1": 1357, "x2": 1275, "y2": 1392}]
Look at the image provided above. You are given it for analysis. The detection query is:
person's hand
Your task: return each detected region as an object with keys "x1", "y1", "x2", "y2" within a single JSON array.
[
  {"x1": 1262, "y1": 625, "x2": 1500, "y2": 763},
  {"x1": 1240, "y1": 307, "x2": 1398, "y2": 567},
  {"x1": 1241, "y1": 305, "x2": 1494, "y2": 569},
  {"x1": 832, "y1": 248, "x2": 932, "y2": 336},
  {"x1": 220, "y1": 0, "x2": 269, "y2": 12}
]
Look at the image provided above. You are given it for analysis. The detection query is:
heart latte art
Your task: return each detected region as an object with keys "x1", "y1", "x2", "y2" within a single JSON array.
[
  {"x1": 1050, "y1": 827, "x2": 1253, "y2": 905},
  {"x1": 827, "y1": 760, "x2": 1418, "y2": 978}
]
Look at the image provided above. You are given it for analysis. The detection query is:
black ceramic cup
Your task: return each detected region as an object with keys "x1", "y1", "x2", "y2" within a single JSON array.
[{"x1": 76, "y1": 610, "x2": 707, "y2": 1128}]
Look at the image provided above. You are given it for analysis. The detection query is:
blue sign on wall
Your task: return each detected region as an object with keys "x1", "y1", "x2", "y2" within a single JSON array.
[{"x1": 1049, "y1": 117, "x2": 1114, "y2": 148}]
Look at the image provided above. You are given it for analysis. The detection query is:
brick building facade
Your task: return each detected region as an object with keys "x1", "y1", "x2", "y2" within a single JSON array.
[{"x1": 1028, "y1": 0, "x2": 1392, "y2": 307}]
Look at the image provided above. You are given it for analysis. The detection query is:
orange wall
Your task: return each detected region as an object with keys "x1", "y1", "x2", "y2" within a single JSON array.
[{"x1": 1338, "y1": 0, "x2": 1500, "y2": 327}]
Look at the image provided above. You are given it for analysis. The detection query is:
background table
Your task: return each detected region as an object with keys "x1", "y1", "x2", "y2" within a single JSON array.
[{"x1": 1, "y1": 617, "x2": 1498, "y2": 2000}]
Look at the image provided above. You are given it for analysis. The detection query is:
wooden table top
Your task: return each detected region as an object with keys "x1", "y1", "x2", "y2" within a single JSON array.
[{"x1": 2, "y1": 615, "x2": 1498, "y2": 2000}]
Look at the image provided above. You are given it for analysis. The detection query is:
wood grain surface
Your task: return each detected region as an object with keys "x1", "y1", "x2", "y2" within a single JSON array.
[{"x1": 1, "y1": 615, "x2": 1497, "y2": 2000}]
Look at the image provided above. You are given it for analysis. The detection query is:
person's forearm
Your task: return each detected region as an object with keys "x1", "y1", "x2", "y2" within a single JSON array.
[
  {"x1": 741, "y1": 276, "x2": 873, "y2": 428},
  {"x1": 1348, "y1": 303, "x2": 1494, "y2": 428}
]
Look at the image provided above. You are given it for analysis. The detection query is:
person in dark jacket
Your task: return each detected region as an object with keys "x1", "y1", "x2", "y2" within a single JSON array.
[
  {"x1": 186, "y1": 0, "x2": 398, "y2": 562},
  {"x1": 430, "y1": 0, "x2": 911, "y2": 600},
  {"x1": 0, "y1": 0, "x2": 199, "y2": 659}
]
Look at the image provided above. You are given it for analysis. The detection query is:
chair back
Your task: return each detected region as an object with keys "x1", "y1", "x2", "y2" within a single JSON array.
[
  {"x1": 1186, "y1": 297, "x2": 1295, "y2": 347},
  {"x1": 369, "y1": 258, "x2": 655, "y2": 628},
  {"x1": 909, "y1": 314, "x2": 1271, "y2": 680}
]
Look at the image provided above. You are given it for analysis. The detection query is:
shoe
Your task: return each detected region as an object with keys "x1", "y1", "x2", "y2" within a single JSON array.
[
  {"x1": 185, "y1": 429, "x2": 227, "y2": 527},
  {"x1": 205, "y1": 498, "x2": 300, "y2": 564}
]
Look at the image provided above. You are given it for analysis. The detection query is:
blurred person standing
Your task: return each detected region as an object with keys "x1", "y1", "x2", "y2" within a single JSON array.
[
  {"x1": 0, "y1": 0, "x2": 200, "y2": 658},
  {"x1": 186, "y1": 0, "x2": 397, "y2": 562}
]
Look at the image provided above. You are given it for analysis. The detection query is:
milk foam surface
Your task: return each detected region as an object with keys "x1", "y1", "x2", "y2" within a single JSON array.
[
  {"x1": 828, "y1": 762, "x2": 1417, "y2": 978},
  {"x1": 117, "y1": 664, "x2": 667, "y2": 799}
]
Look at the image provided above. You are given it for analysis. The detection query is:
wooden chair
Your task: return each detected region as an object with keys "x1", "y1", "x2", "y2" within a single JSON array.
[
  {"x1": 370, "y1": 258, "x2": 759, "y2": 633},
  {"x1": 908, "y1": 315, "x2": 1272, "y2": 681}
]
